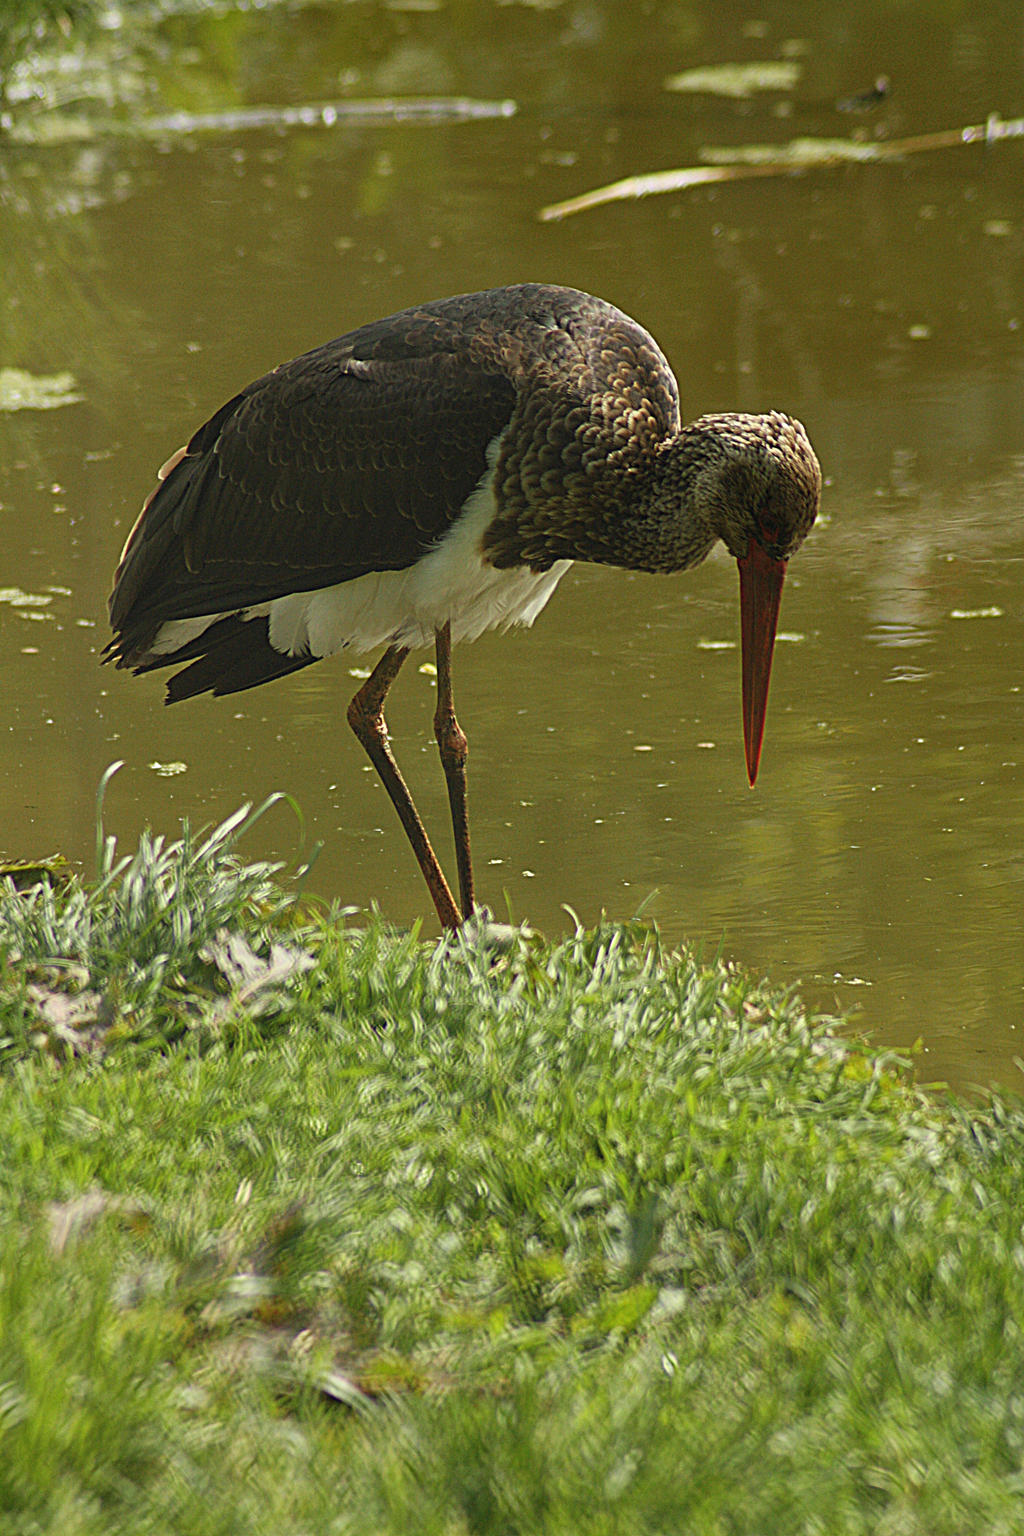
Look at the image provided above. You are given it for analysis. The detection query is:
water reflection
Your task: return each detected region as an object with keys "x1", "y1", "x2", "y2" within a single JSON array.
[{"x1": 1, "y1": 0, "x2": 1023, "y2": 1092}]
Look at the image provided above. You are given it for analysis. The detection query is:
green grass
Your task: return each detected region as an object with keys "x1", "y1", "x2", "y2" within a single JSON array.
[{"x1": 2, "y1": 799, "x2": 1024, "y2": 1533}]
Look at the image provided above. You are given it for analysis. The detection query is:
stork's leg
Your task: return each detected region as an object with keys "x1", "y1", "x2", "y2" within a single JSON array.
[
  {"x1": 433, "y1": 622, "x2": 475, "y2": 919},
  {"x1": 347, "y1": 644, "x2": 461, "y2": 931}
]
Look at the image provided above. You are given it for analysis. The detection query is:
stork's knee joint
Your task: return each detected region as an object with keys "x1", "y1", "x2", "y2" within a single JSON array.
[
  {"x1": 435, "y1": 709, "x2": 468, "y2": 767},
  {"x1": 348, "y1": 693, "x2": 386, "y2": 747}
]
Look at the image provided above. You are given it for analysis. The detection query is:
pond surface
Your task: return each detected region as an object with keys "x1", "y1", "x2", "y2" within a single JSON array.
[{"x1": 2, "y1": 0, "x2": 1023, "y2": 1091}]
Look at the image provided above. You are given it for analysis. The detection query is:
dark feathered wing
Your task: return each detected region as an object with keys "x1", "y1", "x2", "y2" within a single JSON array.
[{"x1": 107, "y1": 317, "x2": 518, "y2": 669}]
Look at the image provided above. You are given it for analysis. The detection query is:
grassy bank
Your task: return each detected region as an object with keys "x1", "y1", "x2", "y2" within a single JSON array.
[{"x1": 2, "y1": 804, "x2": 1024, "y2": 1534}]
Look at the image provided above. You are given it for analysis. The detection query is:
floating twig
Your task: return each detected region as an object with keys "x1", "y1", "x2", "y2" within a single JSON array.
[
  {"x1": 5, "y1": 96, "x2": 517, "y2": 145},
  {"x1": 539, "y1": 113, "x2": 1024, "y2": 222},
  {"x1": 138, "y1": 96, "x2": 518, "y2": 136}
]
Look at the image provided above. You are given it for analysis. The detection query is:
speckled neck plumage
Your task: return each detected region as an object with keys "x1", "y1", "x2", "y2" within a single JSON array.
[{"x1": 482, "y1": 399, "x2": 821, "y2": 578}]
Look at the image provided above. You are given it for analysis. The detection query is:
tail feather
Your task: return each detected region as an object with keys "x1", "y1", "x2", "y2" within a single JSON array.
[{"x1": 118, "y1": 613, "x2": 316, "y2": 702}]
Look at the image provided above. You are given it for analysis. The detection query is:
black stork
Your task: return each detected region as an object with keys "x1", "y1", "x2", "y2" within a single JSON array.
[{"x1": 106, "y1": 283, "x2": 821, "y2": 931}]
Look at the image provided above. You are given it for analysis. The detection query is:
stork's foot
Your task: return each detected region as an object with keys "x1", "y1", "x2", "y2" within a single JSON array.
[{"x1": 443, "y1": 906, "x2": 535, "y2": 954}]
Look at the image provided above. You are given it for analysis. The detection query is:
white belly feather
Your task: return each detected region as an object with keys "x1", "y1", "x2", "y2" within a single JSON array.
[{"x1": 149, "y1": 467, "x2": 571, "y2": 662}]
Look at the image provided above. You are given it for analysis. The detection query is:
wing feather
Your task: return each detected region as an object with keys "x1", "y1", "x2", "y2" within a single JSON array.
[{"x1": 108, "y1": 335, "x2": 516, "y2": 660}]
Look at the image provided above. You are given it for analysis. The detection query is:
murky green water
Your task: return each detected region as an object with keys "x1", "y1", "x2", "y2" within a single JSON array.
[{"x1": 2, "y1": 0, "x2": 1023, "y2": 1090}]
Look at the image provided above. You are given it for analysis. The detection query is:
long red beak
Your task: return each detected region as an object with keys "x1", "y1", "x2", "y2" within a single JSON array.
[{"x1": 737, "y1": 541, "x2": 787, "y2": 786}]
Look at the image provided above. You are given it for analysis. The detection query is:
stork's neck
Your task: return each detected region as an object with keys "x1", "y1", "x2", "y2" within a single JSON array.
[
  {"x1": 557, "y1": 410, "x2": 821, "y2": 573},
  {"x1": 603, "y1": 425, "x2": 726, "y2": 574},
  {"x1": 483, "y1": 409, "x2": 819, "y2": 576}
]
